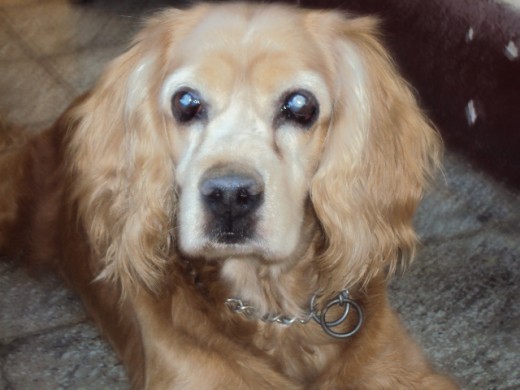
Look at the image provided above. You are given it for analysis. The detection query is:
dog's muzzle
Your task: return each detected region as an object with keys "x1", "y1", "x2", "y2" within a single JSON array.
[{"x1": 199, "y1": 166, "x2": 264, "y2": 244}]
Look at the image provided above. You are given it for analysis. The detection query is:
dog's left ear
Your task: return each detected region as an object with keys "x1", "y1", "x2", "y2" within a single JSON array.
[{"x1": 308, "y1": 13, "x2": 442, "y2": 293}]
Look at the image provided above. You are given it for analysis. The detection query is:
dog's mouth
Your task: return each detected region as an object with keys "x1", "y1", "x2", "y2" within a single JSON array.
[{"x1": 209, "y1": 226, "x2": 257, "y2": 245}]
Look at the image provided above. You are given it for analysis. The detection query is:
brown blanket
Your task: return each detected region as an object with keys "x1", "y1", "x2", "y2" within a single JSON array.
[{"x1": 300, "y1": 0, "x2": 520, "y2": 189}]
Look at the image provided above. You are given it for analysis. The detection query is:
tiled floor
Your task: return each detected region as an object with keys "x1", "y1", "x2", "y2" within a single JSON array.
[{"x1": 0, "y1": 1, "x2": 519, "y2": 389}]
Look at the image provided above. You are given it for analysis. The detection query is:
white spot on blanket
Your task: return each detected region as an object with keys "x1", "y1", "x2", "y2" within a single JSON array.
[
  {"x1": 504, "y1": 40, "x2": 518, "y2": 60},
  {"x1": 465, "y1": 100, "x2": 477, "y2": 126},
  {"x1": 466, "y1": 27, "x2": 474, "y2": 42}
]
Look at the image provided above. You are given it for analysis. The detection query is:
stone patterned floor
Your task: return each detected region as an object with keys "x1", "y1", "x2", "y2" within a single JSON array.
[{"x1": 0, "y1": 1, "x2": 519, "y2": 389}]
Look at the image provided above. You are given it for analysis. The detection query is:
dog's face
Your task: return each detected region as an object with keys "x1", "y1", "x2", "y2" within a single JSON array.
[
  {"x1": 162, "y1": 7, "x2": 333, "y2": 261},
  {"x1": 69, "y1": 3, "x2": 441, "y2": 293}
]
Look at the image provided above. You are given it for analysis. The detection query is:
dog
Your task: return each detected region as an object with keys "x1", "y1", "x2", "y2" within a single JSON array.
[{"x1": 0, "y1": 2, "x2": 459, "y2": 389}]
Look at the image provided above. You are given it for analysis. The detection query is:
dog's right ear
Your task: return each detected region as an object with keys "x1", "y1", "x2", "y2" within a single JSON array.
[{"x1": 65, "y1": 8, "x2": 198, "y2": 294}]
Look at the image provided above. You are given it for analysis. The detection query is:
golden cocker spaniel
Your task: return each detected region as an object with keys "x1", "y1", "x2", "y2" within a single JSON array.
[{"x1": 0, "y1": 2, "x2": 459, "y2": 389}]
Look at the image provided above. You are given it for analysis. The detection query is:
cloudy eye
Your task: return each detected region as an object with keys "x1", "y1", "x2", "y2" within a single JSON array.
[
  {"x1": 171, "y1": 89, "x2": 205, "y2": 123},
  {"x1": 279, "y1": 90, "x2": 319, "y2": 128}
]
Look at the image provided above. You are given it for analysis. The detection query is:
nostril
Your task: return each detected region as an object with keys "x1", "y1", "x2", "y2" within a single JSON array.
[
  {"x1": 208, "y1": 188, "x2": 223, "y2": 202},
  {"x1": 237, "y1": 188, "x2": 251, "y2": 205}
]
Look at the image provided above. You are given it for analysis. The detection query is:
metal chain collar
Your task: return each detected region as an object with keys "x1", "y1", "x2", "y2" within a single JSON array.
[{"x1": 225, "y1": 290, "x2": 364, "y2": 339}]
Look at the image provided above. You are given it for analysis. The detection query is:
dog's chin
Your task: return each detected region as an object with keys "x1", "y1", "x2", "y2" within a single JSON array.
[{"x1": 179, "y1": 235, "x2": 293, "y2": 264}]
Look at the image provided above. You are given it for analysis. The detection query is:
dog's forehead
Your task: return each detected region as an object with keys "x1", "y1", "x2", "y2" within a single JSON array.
[
  {"x1": 169, "y1": 6, "x2": 329, "y2": 90},
  {"x1": 178, "y1": 4, "x2": 310, "y2": 51}
]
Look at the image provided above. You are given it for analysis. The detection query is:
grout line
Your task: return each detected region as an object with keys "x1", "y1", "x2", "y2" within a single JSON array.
[
  {"x1": 419, "y1": 217, "x2": 519, "y2": 247},
  {"x1": 0, "y1": 318, "x2": 91, "y2": 389},
  {"x1": 0, "y1": 42, "x2": 128, "y2": 66},
  {"x1": 0, "y1": 317, "x2": 91, "y2": 347},
  {"x1": 0, "y1": 10, "x2": 77, "y2": 96},
  {"x1": 0, "y1": 5, "x2": 136, "y2": 63}
]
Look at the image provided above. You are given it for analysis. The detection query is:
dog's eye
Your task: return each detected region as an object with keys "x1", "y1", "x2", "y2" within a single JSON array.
[
  {"x1": 172, "y1": 89, "x2": 205, "y2": 123},
  {"x1": 280, "y1": 90, "x2": 318, "y2": 127}
]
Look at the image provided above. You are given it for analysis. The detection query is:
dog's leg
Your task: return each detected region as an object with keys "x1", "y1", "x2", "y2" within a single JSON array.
[{"x1": 130, "y1": 287, "x2": 304, "y2": 390}]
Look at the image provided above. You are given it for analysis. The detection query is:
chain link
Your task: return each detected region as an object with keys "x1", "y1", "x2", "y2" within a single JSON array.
[
  {"x1": 225, "y1": 290, "x2": 364, "y2": 338},
  {"x1": 225, "y1": 297, "x2": 314, "y2": 325}
]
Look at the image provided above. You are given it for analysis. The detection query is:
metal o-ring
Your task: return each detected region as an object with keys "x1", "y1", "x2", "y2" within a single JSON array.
[{"x1": 319, "y1": 297, "x2": 364, "y2": 339}]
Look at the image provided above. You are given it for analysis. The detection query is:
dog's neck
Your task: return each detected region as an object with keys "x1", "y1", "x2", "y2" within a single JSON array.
[
  {"x1": 221, "y1": 211, "x2": 324, "y2": 320},
  {"x1": 179, "y1": 235, "x2": 322, "y2": 322},
  {"x1": 220, "y1": 254, "x2": 320, "y2": 321},
  {"x1": 178, "y1": 228, "x2": 365, "y2": 339}
]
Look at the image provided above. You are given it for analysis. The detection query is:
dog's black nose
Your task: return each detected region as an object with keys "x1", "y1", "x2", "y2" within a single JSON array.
[
  {"x1": 200, "y1": 173, "x2": 263, "y2": 219},
  {"x1": 199, "y1": 169, "x2": 264, "y2": 243}
]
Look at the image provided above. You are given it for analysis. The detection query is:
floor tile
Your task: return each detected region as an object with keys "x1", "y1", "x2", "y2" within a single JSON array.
[
  {"x1": 0, "y1": 21, "x2": 27, "y2": 61},
  {"x1": 391, "y1": 221, "x2": 520, "y2": 389},
  {"x1": 0, "y1": 58, "x2": 73, "y2": 125},
  {"x1": 1, "y1": 1, "x2": 113, "y2": 57},
  {"x1": 0, "y1": 262, "x2": 87, "y2": 343},
  {"x1": 49, "y1": 45, "x2": 127, "y2": 94},
  {"x1": 3, "y1": 323, "x2": 128, "y2": 389},
  {"x1": 415, "y1": 154, "x2": 520, "y2": 242}
]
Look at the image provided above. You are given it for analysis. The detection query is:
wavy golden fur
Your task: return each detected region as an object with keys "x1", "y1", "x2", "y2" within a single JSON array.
[{"x1": 0, "y1": 3, "x2": 458, "y2": 389}]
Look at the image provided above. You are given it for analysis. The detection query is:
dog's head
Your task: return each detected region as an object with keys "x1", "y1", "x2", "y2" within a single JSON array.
[{"x1": 68, "y1": 3, "x2": 441, "y2": 294}]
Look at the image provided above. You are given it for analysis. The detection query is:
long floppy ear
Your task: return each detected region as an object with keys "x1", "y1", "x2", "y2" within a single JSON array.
[
  {"x1": 65, "y1": 10, "x2": 191, "y2": 293},
  {"x1": 309, "y1": 14, "x2": 442, "y2": 294}
]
